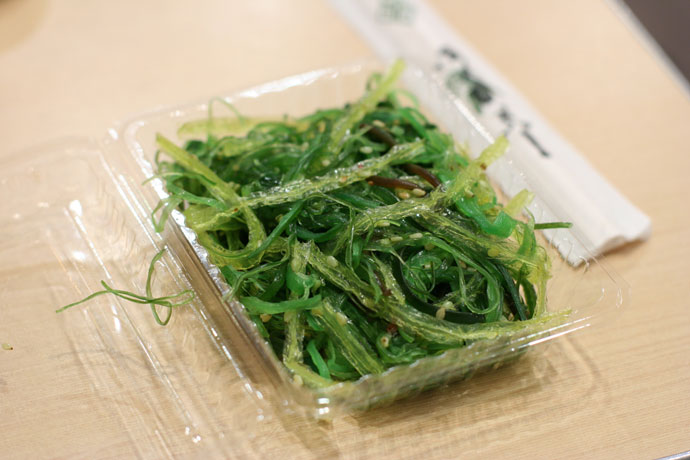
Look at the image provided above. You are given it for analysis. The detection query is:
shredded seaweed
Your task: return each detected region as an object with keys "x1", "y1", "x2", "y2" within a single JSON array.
[
  {"x1": 57, "y1": 248, "x2": 194, "y2": 325},
  {"x1": 63, "y1": 60, "x2": 567, "y2": 387}
]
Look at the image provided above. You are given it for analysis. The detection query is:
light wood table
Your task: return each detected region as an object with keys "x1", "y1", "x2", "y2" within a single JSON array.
[{"x1": 1, "y1": 1, "x2": 688, "y2": 458}]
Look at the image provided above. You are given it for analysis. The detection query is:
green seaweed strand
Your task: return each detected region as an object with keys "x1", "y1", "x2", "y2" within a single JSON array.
[{"x1": 56, "y1": 248, "x2": 194, "y2": 326}]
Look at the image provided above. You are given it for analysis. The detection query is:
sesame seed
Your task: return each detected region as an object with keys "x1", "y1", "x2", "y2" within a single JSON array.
[
  {"x1": 397, "y1": 190, "x2": 411, "y2": 200},
  {"x1": 336, "y1": 312, "x2": 349, "y2": 326},
  {"x1": 380, "y1": 335, "x2": 390, "y2": 348},
  {"x1": 260, "y1": 314, "x2": 272, "y2": 323},
  {"x1": 326, "y1": 255, "x2": 338, "y2": 268},
  {"x1": 375, "y1": 221, "x2": 390, "y2": 227},
  {"x1": 290, "y1": 258, "x2": 301, "y2": 273},
  {"x1": 378, "y1": 238, "x2": 391, "y2": 246},
  {"x1": 410, "y1": 232, "x2": 423, "y2": 240},
  {"x1": 390, "y1": 236, "x2": 403, "y2": 243},
  {"x1": 372, "y1": 120, "x2": 386, "y2": 128},
  {"x1": 435, "y1": 307, "x2": 446, "y2": 320},
  {"x1": 412, "y1": 188, "x2": 426, "y2": 197},
  {"x1": 321, "y1": 159, "x2": 331, "y2": 167},
  {"x1": 360, "y1": 146, "x2": 373, "y2": 154}
]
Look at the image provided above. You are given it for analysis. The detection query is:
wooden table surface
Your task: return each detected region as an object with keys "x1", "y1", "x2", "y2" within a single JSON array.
[{"x1": 1, "y1": 1, "x2": 688, "y2": 458}]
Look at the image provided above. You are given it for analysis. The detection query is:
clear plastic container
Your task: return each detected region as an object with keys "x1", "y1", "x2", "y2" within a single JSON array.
[{"x1": 0, "y1": 60, "x2": 626, "y2": 443}]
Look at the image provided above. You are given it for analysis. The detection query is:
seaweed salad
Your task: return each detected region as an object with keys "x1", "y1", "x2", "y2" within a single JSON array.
[{"x1": 62, "y1": 60, "x2": 569, "y2": 389}]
